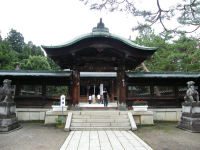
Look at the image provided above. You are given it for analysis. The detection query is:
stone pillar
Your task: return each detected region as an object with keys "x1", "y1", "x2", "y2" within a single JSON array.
[
  {"x1": 177, "y1": 102, "x2": 200, "y2": 132},
  {"x1": 72, "y1": 70, "x2": 80, "y2": 107}
]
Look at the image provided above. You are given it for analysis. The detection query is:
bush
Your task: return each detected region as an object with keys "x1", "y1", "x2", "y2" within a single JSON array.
[{"x1": 133, "y1": 100, "x2": 148, "y2": 106}]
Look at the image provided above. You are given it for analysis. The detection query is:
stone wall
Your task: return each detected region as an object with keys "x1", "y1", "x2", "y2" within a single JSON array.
[
  {"x1": 15, "y1": 108, "x2": 182, "y2": 123},
  {"x1": 132, "y1": 111, "x2": 154, "y2": 125},
  {"x1": 16, "y1": 108, "x2": 50, "y2": 121},
  {"x1": 149, "y1": 108, "x2": 182, "y2": 121}
]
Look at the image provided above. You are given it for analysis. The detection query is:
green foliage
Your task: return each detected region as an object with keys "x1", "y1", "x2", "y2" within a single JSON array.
[
  {"x1": 19, "y1": 44, "x2": 44, "y2": 60},
  {"x1": 53, "y1": 101, "x2": 60, "y2": 105},
  {"x1": 47, "y1": 86, "x2": 68, "y2": 96},
  {"x1": 20, "y1": 56, "x2": 51, "y2": 70},
  {"x1": 6, "y1": 29, "x2": 25, "y2": 53},
  {"x1": 134, "y1": 31, "x2": 200, "y2": 72},
  {"x1": 177, "y1": 0, "x2": 200, "y2": 25},
  {"x1": 0, "y1": 29, "x2": 52, "y2": 71},
  {"x1": 55, "y1": 117, "x2": 64, "y2": 124},
  {"x1": 0, "y1": 40, "x2": 19, "y2": 69},
  {"x1": 55, "y1": 116, "x2": 65, "y2": 128},
  {"x1": 133, "y1": 100, "x2": 148, "y2": 106},
  {"x1": 82, "y1": 0, "x2": 200, "y2": 38},
  {"x1": 47, "y1": 57, "x2": 60, "y2": 70}
]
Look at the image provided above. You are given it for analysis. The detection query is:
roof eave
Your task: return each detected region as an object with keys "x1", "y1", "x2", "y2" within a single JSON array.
[{"x1": 41, "y1": 32, "x2": 158, "y2": 51}]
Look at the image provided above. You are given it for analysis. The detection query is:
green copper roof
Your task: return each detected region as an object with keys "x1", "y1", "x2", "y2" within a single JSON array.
[
  {"x1": 42, "y1": 19, "x2": 157, "y2": 51},
  {"x1": 0, "y1": 70, "x2": 72, "y2": 77},
  {"x1": 42, "y1": 32, "x2": 157, "y2": 51},
  {"x1": 0, "y1": 71, "x2": 200, "y2": 79},
  {"x1": 126, "y1": 72, "x2": 200, "y2": 78}
]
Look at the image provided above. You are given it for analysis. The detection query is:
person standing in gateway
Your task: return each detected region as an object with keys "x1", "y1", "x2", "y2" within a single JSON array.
[
  {"x1": 97, "y1": 93, "x2": 101, "y2": 104},
  {"x1": 88, "y1": 95, "x2": 92, "y2": 104},
  {"x1": 103, "y1": 88, "x2": 108, "y2": 107}
]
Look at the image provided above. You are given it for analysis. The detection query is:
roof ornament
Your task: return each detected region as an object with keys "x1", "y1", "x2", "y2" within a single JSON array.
[{"x1": 92, "y1": 18, "x2": 109, "y2": 33}]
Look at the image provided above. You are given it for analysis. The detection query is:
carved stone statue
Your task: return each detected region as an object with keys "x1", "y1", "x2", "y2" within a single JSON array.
[
  {"x1": 177, "y1": 81, "x2": 200, "y2": 132},
  {"x1": 184, "y1": 81, "x2": 199, "y2": 102},
  {"x1": 0, "y1": 79, "x2": 19, "y2": 132},
  {"x1": 0, "y1": 79, "x2": 15, "y2": 103}
]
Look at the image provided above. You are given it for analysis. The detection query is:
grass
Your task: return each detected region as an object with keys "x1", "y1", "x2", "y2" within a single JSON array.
[{"x1": 55, "y1": 116, "x2": 65, "y2": 129}]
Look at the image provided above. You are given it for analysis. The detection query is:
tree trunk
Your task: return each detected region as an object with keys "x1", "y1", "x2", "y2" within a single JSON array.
[{"x1": 141, "y1": 62, "x2": 161, "y2": 96}]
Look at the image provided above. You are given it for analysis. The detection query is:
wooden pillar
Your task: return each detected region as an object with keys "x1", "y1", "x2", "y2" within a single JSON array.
[
  {"x1": 72, "y1": 70, "x2": 80, "y2": 106},
  {"x1": 86, "y1": 85, "x2": 89, "y2": 99},
  {"x1": 150, "y1": 85, "x2": 154, "y2": 107},
  {"x1": 15, "y1": 83, "x2": 21, "y2": 96},
  {"x1": 174, "y1": 86, "x2": 178, "y2": 97},
  {"x1": 117, "y1": 65, "x2": 126, "y2": 105},
  {"x1": 150, "y1": 85, "x2": 154, "y2": 97},
  {"x1": 117, "y1": 75, "x2": 121, "y2": 104},
  {"x1": 42, "y1": 84, "x2": 46, "y2": 96},
  {"x1": 111, "y1": 80, "x2": 114, "y2": 101}
]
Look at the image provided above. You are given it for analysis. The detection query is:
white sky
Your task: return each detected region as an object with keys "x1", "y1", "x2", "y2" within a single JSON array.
[{"x1": 0, "y1": 0, "x2": 187, "y2": 46}]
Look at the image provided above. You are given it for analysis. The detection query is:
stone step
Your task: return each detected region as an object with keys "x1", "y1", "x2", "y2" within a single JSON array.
[
  {"x1": 72, "y1": 118, "x2": 130, "y2": 123},
  {"x1": 80, "y1": 111, "x2": 121, "y2": 115},
  {"x1": 71, "y1": 111, "x2": 129, "y2": 115},
  {"x1": 68, "y1": 111, "x2": 133, "y2": 131},
  {"x1": 70, "y1": 126, "x2": 131, "y2": 131},
  {"x1": 72, "y1": 114, "x2": 128, "y2": 119},
  {"x1": 71, "y1": 122, "x2": 130, "y2": 127},
  {"x1": 80, "y1": 107, "x2": 118, "y2": 111}
]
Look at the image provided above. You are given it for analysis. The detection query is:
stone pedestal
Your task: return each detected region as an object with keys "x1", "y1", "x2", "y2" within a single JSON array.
[
  {"x1": 132, "y1": 106, "x2": 148, "y2": 111},
  {"x1": 52, "y1": 105, "x2": 68, "y2": 111},
  {"x1": 0, "y1": 102, "x2": 20, "y2": 132},
  {"x1": 177, "y1": 102, "x2": 200, "y2": 132}
]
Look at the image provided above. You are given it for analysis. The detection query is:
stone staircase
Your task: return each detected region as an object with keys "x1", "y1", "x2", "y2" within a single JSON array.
[{"x1": 66, "y1": 111, "x2": 135, "y2": 131}]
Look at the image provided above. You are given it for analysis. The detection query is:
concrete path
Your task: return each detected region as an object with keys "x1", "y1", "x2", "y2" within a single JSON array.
[{"x1": 60, "y1": 130, "x2": 153, "y2": 150}]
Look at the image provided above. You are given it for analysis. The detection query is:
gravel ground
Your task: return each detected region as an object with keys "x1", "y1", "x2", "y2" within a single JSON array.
[
  {"x1": 0, "y1": 122, "x2": 69, "y2": 150},
  {"x1": 1, "y1": 122, "x2": 200, "y2": 150},
  {"x1": 134, "y1": 122, "x2": 200, "y2": 150}
]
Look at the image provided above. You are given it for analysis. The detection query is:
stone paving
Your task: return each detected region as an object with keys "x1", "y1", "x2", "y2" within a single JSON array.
[{"x1": 60, "y1": 130, "x2": 153, "y2": 150}]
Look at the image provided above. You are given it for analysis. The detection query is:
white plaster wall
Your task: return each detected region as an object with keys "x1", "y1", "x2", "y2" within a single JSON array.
[
  {"x1": 16, "y1": 108, "x2": 50, "y2": 121},
  {"x1": 149, "y1": 108, "x2": 182, "y2": 121},
  {"x1": 16, "y1": 108, "x2": 182, "y2": 122}
]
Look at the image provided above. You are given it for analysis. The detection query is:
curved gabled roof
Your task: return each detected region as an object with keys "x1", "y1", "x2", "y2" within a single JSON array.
[
  {"x1": 42, "y1": 31, "x2": 157, "y2": 51},
  {"x1": 42, "y1": 19, "x2": 158, "y2": 70}
]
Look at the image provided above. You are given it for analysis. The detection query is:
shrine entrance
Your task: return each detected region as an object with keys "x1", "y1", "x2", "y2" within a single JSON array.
[
  {"x1": 79, "y1": 72, "x2": 117, "y2": 104},
  {"x1": 42, "y1": 19, "x2": 157, "y2": 108}
]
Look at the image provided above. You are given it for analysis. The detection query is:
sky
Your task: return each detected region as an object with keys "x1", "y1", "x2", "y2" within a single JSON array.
[{"x1": 0, "y1": 0, "x2": 183, "y2": 47}]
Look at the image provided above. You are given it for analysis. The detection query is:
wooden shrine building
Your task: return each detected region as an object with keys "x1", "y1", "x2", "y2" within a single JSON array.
[
  {"x1": 0, "y1": 19, "x2": 200, "y2": 108},
  {"x1": 42, "y1": 19, "x2": 157, "y2": 107}
]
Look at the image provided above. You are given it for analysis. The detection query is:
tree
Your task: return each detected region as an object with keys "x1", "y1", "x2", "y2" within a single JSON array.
[
  {"x1": 20, "y1": 56, "x2": 51, "y2": 70},
  {"x1": 134, "y1": 30, "x2": 200, "y2": 72},
  {"x1": 6, "y1": 29, "x2": 25, "y2": 53},
  {"x1": 0, "y1": 40, "x2": 19, "y2": 70},
  {"x1": 47, "y1": 57, "x2": 61, "y2": 70},
  {"x1": 81, "y1": 0, "x2": 200, "y2": 37},
  {"x1": 0, "y1": 32, "x2": 2, "y2": 41},
  {"x1": 19, "y1": 43, "x2": 44, "y2": 60},
  {"x1": 172, "y1": 36, "x2": 200, "y2": 72},
  {"x1": 0, "y1": 29, "x2": 51, "y2": 70}
]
